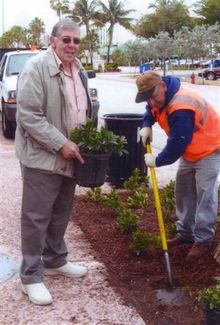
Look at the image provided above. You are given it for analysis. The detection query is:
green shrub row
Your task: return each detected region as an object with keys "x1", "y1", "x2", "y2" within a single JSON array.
[{"x1": 87, "y1": 168, "x2": 177, "y2": 255}]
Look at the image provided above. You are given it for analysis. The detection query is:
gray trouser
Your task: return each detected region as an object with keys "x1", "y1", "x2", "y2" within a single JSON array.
[
  {"x1": 20, "y1": 166, "x2": 76, "y2": 284},
  {"x1": 175, "y1": 150, "x2": 220, "y2": 244}
]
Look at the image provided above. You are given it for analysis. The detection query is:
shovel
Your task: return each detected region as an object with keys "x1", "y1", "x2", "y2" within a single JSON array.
[{"x1": 146, "y1": 143, "x2": 173, "y2": 288}]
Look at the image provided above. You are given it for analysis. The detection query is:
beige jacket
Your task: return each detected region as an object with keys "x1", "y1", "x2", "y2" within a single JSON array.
[{"x1": 15, "y1": 47, "x2": 92, "y2": 177}]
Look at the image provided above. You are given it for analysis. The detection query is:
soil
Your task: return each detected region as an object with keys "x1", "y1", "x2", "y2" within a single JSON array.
[{"x1": 72, "y1": 189, "x2": 220, "y2": 325}]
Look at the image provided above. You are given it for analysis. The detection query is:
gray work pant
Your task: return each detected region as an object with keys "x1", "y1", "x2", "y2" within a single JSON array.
[
  {"x1": 20, "y1": 166, "x2": 76, "y2": 284},
  {"x1": 175, "y1": 150, "x2": 220, "y2": 244}
]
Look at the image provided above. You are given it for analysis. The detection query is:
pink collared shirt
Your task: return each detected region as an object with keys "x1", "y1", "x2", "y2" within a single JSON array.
[{"x1": 53, "y1": 50, "x2": 88, "y2": 128}]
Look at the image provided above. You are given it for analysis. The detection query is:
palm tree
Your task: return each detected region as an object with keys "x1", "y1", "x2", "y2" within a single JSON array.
[
  {"x1": 148, "y1": 0, "x2": 171, "y2": 32},
  {"x1": 98, "y1": 0, "x2": 135, "y2": 64},
  {"x1": 68, "y1": 0, "x2": 99, "y2": 65},
  {"x1": 0, "y1": 26, "x2": 27, "y2": 47},
  {"x1": 148, "y1": 0, "x2": 188, "y2": 75},
  {"x1": 28, "y1": 17, "x2": 45, "y2": 47},
  {"x1": 50, "y1": 0, "x2": 70, "y2": 20}
]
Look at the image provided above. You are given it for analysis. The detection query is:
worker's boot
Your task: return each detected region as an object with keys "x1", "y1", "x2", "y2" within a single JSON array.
[
  {"x1": 167, "y1": 235, "x2": 193, "y2": 248},
  {"x1": 186, "y1": 243, "x2": 211, "y2": 262}
]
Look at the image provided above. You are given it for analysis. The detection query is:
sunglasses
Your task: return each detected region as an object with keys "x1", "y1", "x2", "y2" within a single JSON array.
[{"x1": 61, "y1": 37, "x2": 81, "y2": 45}]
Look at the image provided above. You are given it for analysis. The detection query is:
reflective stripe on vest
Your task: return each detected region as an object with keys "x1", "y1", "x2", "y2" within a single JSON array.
[{"x1": 169, "y1": 95, "x2": 209, "y2": 130}]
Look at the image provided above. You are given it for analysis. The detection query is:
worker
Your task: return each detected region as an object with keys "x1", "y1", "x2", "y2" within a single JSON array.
[{"x1": 136, "y1": 71, "x2": 220, "y2": 262}]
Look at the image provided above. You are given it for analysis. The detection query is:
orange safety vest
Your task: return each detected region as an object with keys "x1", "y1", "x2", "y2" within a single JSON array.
[{"x1": 151, "y1": 86, "x2": 220, "y2": 162}]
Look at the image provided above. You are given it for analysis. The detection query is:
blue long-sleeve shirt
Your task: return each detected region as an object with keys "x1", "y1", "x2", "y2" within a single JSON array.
[{"x1": 143, "y1": 76, "x2": 195, "y2": 166}]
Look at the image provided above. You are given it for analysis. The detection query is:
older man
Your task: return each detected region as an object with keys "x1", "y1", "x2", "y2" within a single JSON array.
[
  {"x1": 15, "y1": 19, "x2": 92, "y2": 305},
  {"x1": 136, "y1": 71, "x2": 220, "y2": 263}
]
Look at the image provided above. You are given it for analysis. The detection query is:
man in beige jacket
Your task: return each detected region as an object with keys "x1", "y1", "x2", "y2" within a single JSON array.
[{"x1": 15, "y1": 19, "x2": 92, "y2": 305}]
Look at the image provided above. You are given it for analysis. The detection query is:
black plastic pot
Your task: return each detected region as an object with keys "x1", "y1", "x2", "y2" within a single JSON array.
[
  {"x1": 204, "y1": 306, "x2": 220, "y2": 325},
  {"x1": 74, "y1": 153, "x2": 110, "y2": 188}
]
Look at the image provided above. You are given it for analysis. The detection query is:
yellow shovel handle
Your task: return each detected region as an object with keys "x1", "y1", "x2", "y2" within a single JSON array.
[{"x1": 146, "y1": 144, "x2": 168, "y2": 251}]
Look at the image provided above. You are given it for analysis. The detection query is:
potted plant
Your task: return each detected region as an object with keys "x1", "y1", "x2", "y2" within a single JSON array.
[
  {"x1": 70, "y1": 119, "x2": 127, "y2": 187},
  {"x1": 197, "y1": 276, "x2": 220, "y2": 325}
]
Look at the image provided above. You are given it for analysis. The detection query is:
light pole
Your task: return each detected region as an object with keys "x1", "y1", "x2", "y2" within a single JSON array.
[
  {"x1": 162, "y1": 0, "x2": 166, "y2": 76},
  {"x1": 1, "y1": 0, "x2": 5, "y2": 36}
]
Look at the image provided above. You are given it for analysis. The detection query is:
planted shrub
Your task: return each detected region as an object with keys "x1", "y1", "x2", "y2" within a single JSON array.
[
  {"x1": 123, "y1": 168, "x2": 149, "y2": 209},
  {"x1": 103, "y1": 189, "x2": 123, "y2": 212},
  {"x1": 129, "y1": 228, "x2": 161, "y2": 256},
  {"x1": 116, "y1": 207, "x2": 139, "y2": 233},
  {"x1": 159, "y1": 180, "x2": 176, "y2": 221},
  {"x1": 198, "y1": 276, "x2": 220, "y2": 310},
  {"x1": 87, "y1": 187, "x2": 104, "y2": 203},
  {"x1": 85, "y1": 170, "x2": 177, "y2": 253}
]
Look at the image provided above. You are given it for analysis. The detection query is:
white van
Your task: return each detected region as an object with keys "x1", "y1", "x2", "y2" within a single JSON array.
[{"x1": 0, "y1": 50, "x2": 41, "y2": 138}]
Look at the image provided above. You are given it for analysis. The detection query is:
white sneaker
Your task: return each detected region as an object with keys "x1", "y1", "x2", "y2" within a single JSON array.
[
  {"x1": 21, "y1": 283, "x2": 53, "y2": 305},
  {"x1": 44, "y1": 262, "x2": 87, "y2": 278}
]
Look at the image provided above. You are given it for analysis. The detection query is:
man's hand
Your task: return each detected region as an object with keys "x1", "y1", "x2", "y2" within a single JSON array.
[
  {"x1": 139, "y1": 127, "x2": 152, "y2": 145},
  {"x1": 60, "y1": 140, "x2": 84, "y2": 164},
  {"x1": 214, "y1": 244, "x2": 220, "y2": 264},
  {"x1": 144, "y1": 153, "x2": 156, "y2": 167}
]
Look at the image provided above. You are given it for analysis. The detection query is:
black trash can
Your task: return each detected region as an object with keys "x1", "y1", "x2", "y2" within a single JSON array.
[{"x1": 103, "y1": 113, "x2": 146, "y2": 186}]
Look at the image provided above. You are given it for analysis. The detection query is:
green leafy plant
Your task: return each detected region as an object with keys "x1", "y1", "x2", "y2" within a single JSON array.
[
  {"x1": 103, "y1": 189, "x2": 123, "y2": 211},
  {"x1": 159, "y1": 180, "x2": 176, "y2": 221},
  {"x1": 129, "y1": 228, "x2": 161, "y2": 256},
  {"x1": 123, "y1": 168, "x2": 149, "y2": 192},
  {"x1": 123, "y1": 168, "x2": 149, "y2": 209},
  {"x1": 70, "y1": 119, "x2": 128, "y2": 155},
  {"x1": 126, "y1": 190, "x2": 149, "y2": 209},
  {"x1": 87, "y1": 187, "x2": 104, "y2": 203},
  {"x1": 168, "y1": 222, "x2": 177, "y2": 238},
  {"x1": 116, "y1": 207, "x2": 139, "y2": 233},
  {"x1": 198, "y1": 276, "x2": 220, "y2": 310}
]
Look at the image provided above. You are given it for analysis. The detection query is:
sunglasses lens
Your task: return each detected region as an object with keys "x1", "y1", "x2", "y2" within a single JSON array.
[
  {"x1": 62, "y1": 38, "x2": 70, "y2": 44},
  {"x1": 73, "y1": 38, "x2": 80, "y2": 45},
  {"x1": 61, "y1": 37, "x2": 80, "y2": 45}
]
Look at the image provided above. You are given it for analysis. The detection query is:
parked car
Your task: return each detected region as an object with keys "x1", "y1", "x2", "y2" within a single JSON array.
[
  {"x1": 199, "y1": 59, "x2": 211, "y2": 68},
  {"x1": 0, "y1": 50, "x2": 41, "y2": 138},
  {"x1": 200, "y1": 58, "x2": 220, "y2": 68},
  {"x1": 198, "y1": 66, "x2": 220, "y2": 80},
  {"x1": 212, "y1": 59, "x2": 220, "y2": 68},
  {"x1": 0, "y1": 50, "x2": 99, "y2": 139}
]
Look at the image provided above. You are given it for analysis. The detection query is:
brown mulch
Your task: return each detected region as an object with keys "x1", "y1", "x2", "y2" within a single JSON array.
[{"x1": 72, "y1": 190, "x2": 220, "y2": 325}]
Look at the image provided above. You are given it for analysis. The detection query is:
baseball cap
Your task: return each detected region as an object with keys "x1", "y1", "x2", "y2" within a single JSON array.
[{"x1": 135, "y1": 71, "x2": 161, "y2": 103}]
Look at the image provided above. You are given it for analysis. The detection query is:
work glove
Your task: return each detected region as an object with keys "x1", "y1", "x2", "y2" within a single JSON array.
[
  {"x1": 139, "y1": 127, "x2": 152, "y2": 145},
  {"x1": 144, "y1": 153, "x2": 156, "y2": 167},
  {"x1": 214, "y1": 244, "x2": 220, "y2": 264}
]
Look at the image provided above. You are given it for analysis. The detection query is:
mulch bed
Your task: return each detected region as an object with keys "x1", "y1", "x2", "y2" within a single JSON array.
[{"x1": 72, "y1": 189, "x2": 220, "y2": 324}]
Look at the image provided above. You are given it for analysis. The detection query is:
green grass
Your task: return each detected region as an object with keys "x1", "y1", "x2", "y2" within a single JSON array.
[
  {"x1": 195, "y1": 79, "x2": 220, "y2": 86},
  {"x1": 127, "y1": 73, "x2": 220, "y2": 86}
]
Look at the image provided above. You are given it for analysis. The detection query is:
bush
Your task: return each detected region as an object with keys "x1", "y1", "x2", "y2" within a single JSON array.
[
  {"x1": 83, "y1": 64, "x2": 93, "y2": 70},
  {"x1": 198, "y1": 276, "x2": 220, "y2": 310},
  {"x1": 105, "y1": 63, "x2": 120, "y2": 72},
  {"x1": 70, "y1": 119, "x2": 128, "y2": 155}
]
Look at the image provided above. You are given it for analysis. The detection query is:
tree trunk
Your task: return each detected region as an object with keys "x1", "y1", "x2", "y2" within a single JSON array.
[
  {"x1": 106, "y1": 27, "x2": 113, "y2": 64},
  {"x1": 85, "y1": 24, "x2": 93, "y2": 66}
]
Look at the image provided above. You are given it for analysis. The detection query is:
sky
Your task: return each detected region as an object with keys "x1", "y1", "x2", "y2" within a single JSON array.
[{"x1": 0, "y1": 0, "x2": 196, "y2": 44}]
